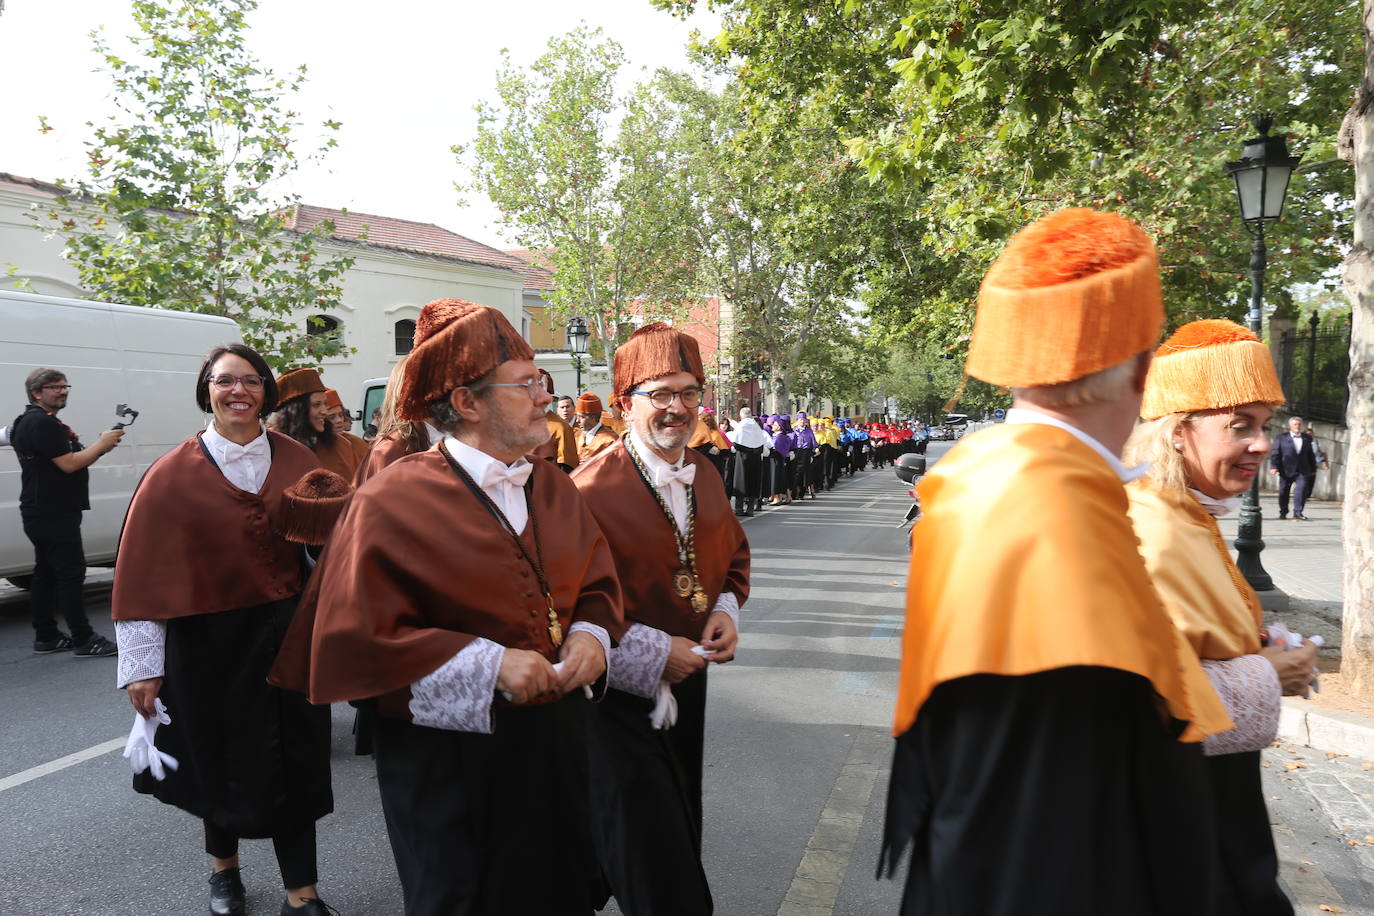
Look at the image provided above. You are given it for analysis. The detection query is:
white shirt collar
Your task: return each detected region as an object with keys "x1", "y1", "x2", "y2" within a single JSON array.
[
  {"x1": 628, "y1": 429, "x2": 690, "y2": 533},
  {"x1": 202, "y1": 420, "x2": 270, "y2": 493},
  {"x1": 628, "y1": 429, "x2": 684, "y2": 478},
  {"x1": 1004, "y1": 407, "x2": 1147, "y2": 483},
  {"x1": 1187, "y1": 487, "x2": 1242, "y2": 518},
  {"x1": 443, "y1": 435, "x2": 531, "y2": 534},
  {"x1": 582, "y1": 421, "x2": 603, "y2": 441},
  {"x1": 424, "y1": 422, "x2": 443, "y2": 446}
]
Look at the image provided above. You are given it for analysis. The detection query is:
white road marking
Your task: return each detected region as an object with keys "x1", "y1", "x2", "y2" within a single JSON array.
[{"x1": 0, "y1": 737, "x2": 125, "y2": 794}]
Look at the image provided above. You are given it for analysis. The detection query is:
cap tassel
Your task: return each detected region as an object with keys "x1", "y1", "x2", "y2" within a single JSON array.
[{"x1": 277, "y1": 469, "x2": 353, "y2": 545}]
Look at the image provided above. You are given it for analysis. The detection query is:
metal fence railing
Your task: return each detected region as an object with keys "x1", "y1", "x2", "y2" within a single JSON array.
[{"x1": 1278, "y1": 313, "x2": 1352, "y2": 424}]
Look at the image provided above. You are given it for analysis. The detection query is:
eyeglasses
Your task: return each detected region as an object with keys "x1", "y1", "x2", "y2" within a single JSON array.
[
  {"x1": 41, "y1": 384, "x2": 72, "y2": 392},
  {"x1": 475, "y1": 377, "x2": 546, "y2": 400},
  {"x1": 631, "y1": 386, "x2": 703, "y2": 410},
  {"x1": 208, "y1": 374, "x2": 267, "y2": 391}
]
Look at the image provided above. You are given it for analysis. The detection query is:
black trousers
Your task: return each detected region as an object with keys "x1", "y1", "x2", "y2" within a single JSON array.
[
  {"x1": 374, "y1": 696, "x2": 601, "y2": 916},
  {"x1": 1276, "y1": 474, "x2": 1309, "y2": 516},
  {"x1": 1206, "y1": 751, "x2": 1292, "y2": 916},
  {"x1": 204, "y1": 819, "x2": 319, "y2": 890},
  {"x1": 588, "y1": 672, "x2": 712, "y2": 915},
  {"x1": 21, "y1": 511, "x2": 92, "y2": 644}
]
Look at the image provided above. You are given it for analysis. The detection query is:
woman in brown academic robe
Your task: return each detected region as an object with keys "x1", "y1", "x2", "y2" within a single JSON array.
[
  {"x1": 112, "y1": 344, "x2": 336, "y2": 916},
  {"x1": 271, "y1": 367, "x2": 370, "y2": 480}
]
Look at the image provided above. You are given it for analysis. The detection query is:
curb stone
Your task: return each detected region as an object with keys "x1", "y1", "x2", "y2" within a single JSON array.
[{"x1": 1278, "y1": 697, "x2": 1374, "y2": 760}]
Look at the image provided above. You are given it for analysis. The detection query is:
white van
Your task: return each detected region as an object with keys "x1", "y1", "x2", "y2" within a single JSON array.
[{"x1": 0, "y1": 290, "x2": 240, "y2": 587}]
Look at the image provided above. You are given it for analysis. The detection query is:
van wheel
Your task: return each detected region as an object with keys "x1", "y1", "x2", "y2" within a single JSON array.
[{"x1": 5, "y1": 575, "x2": 32, "y2": 590}]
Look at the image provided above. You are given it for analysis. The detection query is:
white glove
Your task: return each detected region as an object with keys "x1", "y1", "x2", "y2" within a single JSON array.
[
  {"x1": 123, "y1": 698, "x2": 179, "y2": 781},
  {"x1": 649, "y1": 646, "x2": 712, "y2": 730}
]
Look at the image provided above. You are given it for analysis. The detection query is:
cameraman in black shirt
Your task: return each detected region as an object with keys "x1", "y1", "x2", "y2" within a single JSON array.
[{"x1": 11, "y1": 368, "x2": 123, "y2": 656}]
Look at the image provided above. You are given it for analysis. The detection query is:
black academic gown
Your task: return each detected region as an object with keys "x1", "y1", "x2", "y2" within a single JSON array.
[{"x1": 879, "y1": 666, "x2": 1217, "y2": 916}]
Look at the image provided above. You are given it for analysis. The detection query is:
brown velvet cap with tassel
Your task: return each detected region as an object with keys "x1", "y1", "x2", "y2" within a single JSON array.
[
  {"x1": 275, "y1": 368, "x2": 326, "y2": 408},
  {"x1": 612, "y1": 322, "x2": 705, "y2": 398},
  {"x1": 277, "y1": 468, "x2": 353, "y2": 545},
  {"x1": 394, "y1": 298, "x2": 535, "y2": 421}
]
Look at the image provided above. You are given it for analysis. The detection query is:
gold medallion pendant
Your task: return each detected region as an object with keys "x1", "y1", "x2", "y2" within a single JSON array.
[
  {"x1": 673, "y1": 569, "x2": 695, "y2": 597},
  {"x1": 545, "y1": 595, "x2": 563, "y2": 647},
  {"x1": 690, "y1": 590, "x2": 709, "y2": 615}
]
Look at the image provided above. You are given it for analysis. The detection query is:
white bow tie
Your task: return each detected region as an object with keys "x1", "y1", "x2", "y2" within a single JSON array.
[
  {"x1": 223, "y1": 437, "x2": 268, "y2": 462},
  {"x1": 654, "y1": 463, "x2": 696, "y2": 488},
  {"x1": 481, "y1": 460, "x2": 533, "y2": 491}
]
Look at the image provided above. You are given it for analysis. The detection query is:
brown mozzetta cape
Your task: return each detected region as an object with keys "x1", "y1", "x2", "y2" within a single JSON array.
[
  {"x1": 531, "y1": 412, "x2": 579, "y2": 468},
  {"x1": 577, "y1": 425, "x2": 620, "y2": 463},
  {"x1": 111, "y1": 431, "x2": 320, "y2": 621},
  {"x1": 571, "y1": 442, "x2": 749, "y2": 639},
  {"x1": 269, "y1": 449, "x2": 626, "y2": 711},
  {"x1": 352, "y1": 432, "x2": 427, "y2": 487},
  {"x1": 314, "y1": 431, "x2": 370, "y2": 481}
]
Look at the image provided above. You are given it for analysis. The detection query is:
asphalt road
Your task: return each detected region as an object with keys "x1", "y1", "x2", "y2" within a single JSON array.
[{"x1": 1, "y1": 435, "x2": 1370, "y2": 914}]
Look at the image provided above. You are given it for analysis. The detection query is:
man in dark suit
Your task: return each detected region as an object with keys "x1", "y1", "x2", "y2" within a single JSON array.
[{"x1": 1270, "y1": 415, "x2": 1318, "y2": 520}]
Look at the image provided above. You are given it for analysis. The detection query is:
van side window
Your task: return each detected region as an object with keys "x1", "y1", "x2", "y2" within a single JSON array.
[{"x1": 394, "y1": 319, "x2": 416, "y2": 356}]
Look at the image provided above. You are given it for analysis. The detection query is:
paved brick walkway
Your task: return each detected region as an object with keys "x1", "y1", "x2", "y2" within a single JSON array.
[{"x1": 1214, "y1": 497, "x2": 1343, "y2": 605}]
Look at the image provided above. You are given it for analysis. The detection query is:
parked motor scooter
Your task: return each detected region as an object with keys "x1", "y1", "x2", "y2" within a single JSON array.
[{"x1": 894, "y1": 451, "x2": 926, "y2": 538}]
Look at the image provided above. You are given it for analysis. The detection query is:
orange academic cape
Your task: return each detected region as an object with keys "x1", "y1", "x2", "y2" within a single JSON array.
[
  {"x1": 576, "y1": 425, "x2": 620, "y2": 463},
  {"x1": 893, "y1": 423, "x2": 1230, "y2": 741},
  {"x1": 269, "y1": 448, "x2": 626, "y2": 714},
  {"x1": 112, "y1": 431, "x2": 320, "y2": 621},
  {"x1": 532, "y1": 412, "x2": 580, "y2": 469},
  {"x1": 1127, "y1": 483, "x2": 1263, "y2": 661},
  {"x1": 571, "y1": 441, "x2": 748, "y2": 639}
]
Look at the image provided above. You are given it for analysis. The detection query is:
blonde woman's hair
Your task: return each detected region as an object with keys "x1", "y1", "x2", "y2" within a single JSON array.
[
  {"x1": 1123, "y1": 412, "x2": 1193, "y2": 493},
  {"x1": 376, "y1": 356, "x2": 430, "y2": 452}
]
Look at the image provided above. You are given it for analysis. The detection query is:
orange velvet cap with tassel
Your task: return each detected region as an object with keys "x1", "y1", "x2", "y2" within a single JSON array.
[
  {"x1": 394, "y1": 298, "x2": 535, "y2": 422},
  {"x1": 277, "y1": 468, "x2": 353, "y2": 545},
  {"x1": 1139, "y1": 319, "x2": 1284, "y2": 420},
  {"x1": 966, "y1": 208, "x2": 1164, "y2": 387},
  {"x1": 612, "y1": 322, "x2": 705, "y2": 399},
  {"x1": 275, "y1": 368, "x2": 326, "y2": 408},
  {"x1": 577, "y1": 392, "x2": 603, "y2": 415}
]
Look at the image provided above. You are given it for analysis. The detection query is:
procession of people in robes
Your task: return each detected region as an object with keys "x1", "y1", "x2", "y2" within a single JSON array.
[{"x1": 99, "y1": 205, "x2": 1324, "y2": 916}]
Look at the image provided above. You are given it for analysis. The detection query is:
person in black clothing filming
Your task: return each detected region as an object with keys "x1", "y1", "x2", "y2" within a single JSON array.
[{"x1": 11, "y1": 368, "x2": 123, "y2": 656}]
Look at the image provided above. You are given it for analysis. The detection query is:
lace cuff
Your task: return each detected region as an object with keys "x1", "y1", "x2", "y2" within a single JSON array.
[
  {"x1": 408, "y1": 638, "x2": 505, "y2": 734},
  {"x1": 712, "y1": 590, "x2": 741, "y2": 630},
  {"x1": 115, "y1": 619, "x2": 167, "y2": 689},
  {"x1": 568, "y1": 621, "x2": 611, "y2": 701},
  {"x1": 1201, "y1": 654, "x2": 1282, "y2": 756},
  {"x1": 608, "y1": 623, "x2": 671, "y2": 699}
]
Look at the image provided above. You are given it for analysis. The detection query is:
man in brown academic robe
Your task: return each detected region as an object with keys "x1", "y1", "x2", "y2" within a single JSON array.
[
  {"x1": 572, "y1": 322, "x2": 749, "y2": 916},
  {"x1": 531, "y1": 369, "x2": 580, "y2": 471},
  {"x1": 271, "y1": 299, "x2": 625, "y2": 916},
  {"x1": 574, "y1": 392, "x2": 620, "y2": 463}
]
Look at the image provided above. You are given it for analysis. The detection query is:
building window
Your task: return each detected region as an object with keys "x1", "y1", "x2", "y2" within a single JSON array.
[
  {"x1": 394, "y1": 319, "x2": 416, "y2": 355},
  {"x1": 306, "y1": 314, "x2": 342, "y2": 345}
]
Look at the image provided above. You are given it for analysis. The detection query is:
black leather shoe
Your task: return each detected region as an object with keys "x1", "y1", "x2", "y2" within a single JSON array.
[
  {"x1": 1279, "y1": 513, "x2": 1288, "y2": 520},
  {"x1": 282, "y1": 897, "x2": 340, "y2": 915},
  {"x1": 209, "y1": 867, "x2": 245, "y2": 916},
  {"x1": 1295, "y1": 513, "x2": 1309, "y2": 521}
]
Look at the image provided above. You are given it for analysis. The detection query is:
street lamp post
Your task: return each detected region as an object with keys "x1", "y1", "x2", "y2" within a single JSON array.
[
  {"x1": 1225, "y1": 115, "x2": 1301, "y2": 591},
  {"x1": 566, "y1": 317, "x2": 590, "y2": 395}
]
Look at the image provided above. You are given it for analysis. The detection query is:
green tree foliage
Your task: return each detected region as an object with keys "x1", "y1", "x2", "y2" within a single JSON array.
[
  {"x1": 36, "y1": 0, "x2": 353, "y2": 370},
  {"x1": 873, "y1": 337, "x2": 1007, "y2": 420},
  {"x1": 457, "y1": 27, "x2": 703, "y2": 366},
  {"x1": 663, "y1": 0, "x2": 1358, "y2": 341}
]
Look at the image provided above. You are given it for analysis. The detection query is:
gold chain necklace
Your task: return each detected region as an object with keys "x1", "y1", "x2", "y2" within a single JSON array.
[{"x1": 623, "y1": 436, "x2": 709, "y2": 615}]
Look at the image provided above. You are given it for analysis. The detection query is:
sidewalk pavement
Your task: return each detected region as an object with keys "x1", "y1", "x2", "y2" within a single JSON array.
[{"x1": 1213, "y1": 496, "x2": 1374, "y2": 761}]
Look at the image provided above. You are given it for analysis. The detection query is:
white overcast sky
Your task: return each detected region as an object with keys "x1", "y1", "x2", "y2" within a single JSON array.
[{"x1": 0, "y1": 0, "x2": 720, "y2": 248}]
